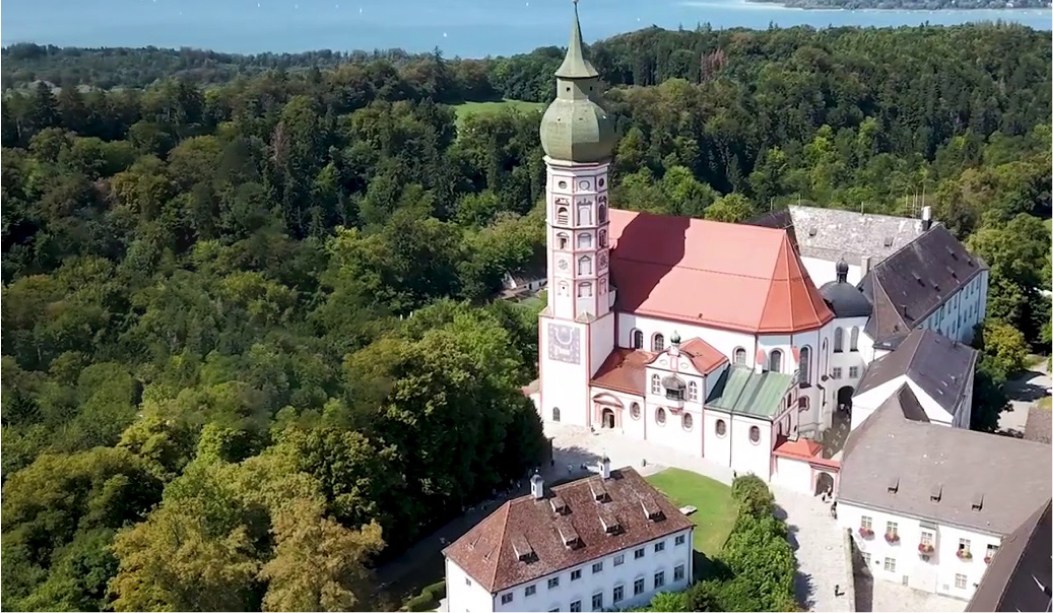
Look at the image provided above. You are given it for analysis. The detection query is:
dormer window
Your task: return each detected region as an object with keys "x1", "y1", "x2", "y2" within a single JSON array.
[{"x1": 662, "y1": 376, "x2": 686, "y2": 401}]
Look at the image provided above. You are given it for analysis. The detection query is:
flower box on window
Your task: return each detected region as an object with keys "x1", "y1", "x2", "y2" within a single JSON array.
[
  {"x1": 885, "y1": 533, "x2": 900, "y2": 544},
  {"x1": 857, "y1": 527, "x2": 874, "y2": 539},
  {"x1": 917, "y1": 543, "x2": 934, "y2": 554},
  {"x1": 957, "y1": 550, "x2": 973, "y2": 561},
  {"x1": 983, "y1": 556, "x2": 992, "y2": 564}
]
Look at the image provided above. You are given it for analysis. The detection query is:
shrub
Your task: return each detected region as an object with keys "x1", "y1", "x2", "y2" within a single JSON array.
[{"x1": 731, "y1": 474, "x2": 774, "y2": 519}]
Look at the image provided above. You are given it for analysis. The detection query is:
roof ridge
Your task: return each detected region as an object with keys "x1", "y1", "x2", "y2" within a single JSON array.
[
  {"x1": 992, "y1": 500, "x2": 1051, "y2": 610},
  {"x1": 486, "y1": 503, "x2": 513, "y2": 591}
]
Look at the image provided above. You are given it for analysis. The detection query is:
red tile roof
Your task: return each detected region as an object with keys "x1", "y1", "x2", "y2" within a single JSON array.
[
  {"x1": 773, "y1": 437, "x2": 841, "y2": 470},
  {"x1": 608, "y1": 210, "x2": 834, "y2": 333},
  {"x1": 677, "y1": 338, "x2": 728, "y2": 374},
  {"x1": 442, "y1": 468, "x2": 694, "y2": 593},
  {"x1": 591, "y1": 348, "x2": 651, "y2": 395}
]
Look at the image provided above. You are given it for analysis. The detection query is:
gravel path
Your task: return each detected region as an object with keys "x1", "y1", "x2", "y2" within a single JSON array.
[
  {"x1": 546, "y1": 423, "x2": 853, "y2": 612},
  {"x1": 998, "y1": 361, "x2": 1051, "y2": 437}
]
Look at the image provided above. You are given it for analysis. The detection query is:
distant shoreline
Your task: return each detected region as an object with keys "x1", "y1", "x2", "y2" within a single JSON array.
[{"x1": 744, "y1": 0, "x2": 1051, "y2": 8}]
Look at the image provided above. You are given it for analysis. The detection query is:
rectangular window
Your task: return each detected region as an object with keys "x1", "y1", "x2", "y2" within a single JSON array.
[
  {"x1": 955, "y1": 574, "x2": 967, "y2": 589},
  {"x1": 832, "y1": 367, "x2": 842, "y2": 379},
  {"x1": 860, "y1": 516, "x2": 872, "y2": 530},
  {"x1": 959, "y1": 538, "x2": 971, "y2": 554},
  {"x1": 634, "y1": 548, "x2": 645, "y2": 560},
  {"x1": 884, "y1": 558, "x2": 896, "y2": 573},
  {"x1": 591, "y1": 593, "x2": 603, "y2": 611},
  {"x1": 886, "y1": 521, "x2": 899, "y2": 538},
  {"x1": 571, "y1": 569, "x2": 582, "y2": 581},
  {"x1": 986, "y1": 544, "x2": 999, "y2": 560},
  {"x1": 613, "y1": 586, "x2": 624, "y2": 603},
  {"x1": 654, "y1": 541, "x2": 665, "y2": 553},
  {"x1": 920, "y1": 531, "x2": 934, "y2": 547},
  {"x1": 674, "y1": 564, "x2": 685, "y2": 581},
  {"x1": 570, "y1": 600, "x2": 582, "y2": 613},
  {"x1": 525, "y1": 585, "x2": 536, "y2": 597},
  {"x1": 548, "y1": 577, "x2": 559, "y2": 589},
  {"x1": 654, "y1": 571, "x2": 665, "y2": 589},
  {"x1": 592, "y1": 562, "x2": 603, "y2": 574},
  {"x1": 501, "y1": 593, "x2": 514, "y2": 605},
  {"x1": 613, "y1": 554, "x2": 625, "y2": 566},
  {"x1": 675, "y1": 534, "x2": 686, "y2": 546},
  {"x1": 849, "y1": 366, "x2": 860, "y2": 378},
  {"x1": 633, "y1": 578, "x2": 645, "y2": 596}
]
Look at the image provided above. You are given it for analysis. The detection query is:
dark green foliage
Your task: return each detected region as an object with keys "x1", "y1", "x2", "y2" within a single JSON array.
[{"x1": 731, "y1": 474, "x2": 775, "y2": 520}]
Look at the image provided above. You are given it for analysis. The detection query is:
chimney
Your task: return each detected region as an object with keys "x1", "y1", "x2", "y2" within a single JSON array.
[
  {"x1": 530, "y1": 471, "x2": 545, "y2": 500},
  {"x1": 861, "y1": 255, "x2": 872, "y2": 277},
  {"x1": 599, "y1": 456, "x2": 611, "y2": 480},
  {"x1": 921, "y1": 206, "x2": 932, "y2": 231}
]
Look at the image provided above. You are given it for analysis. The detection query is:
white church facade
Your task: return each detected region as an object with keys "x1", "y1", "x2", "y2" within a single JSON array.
[{"x1": 528, "y1": 4, "x2": 989, "y2": 493}]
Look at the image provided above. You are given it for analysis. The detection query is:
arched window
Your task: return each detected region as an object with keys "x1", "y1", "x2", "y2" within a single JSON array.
[
  {"x1": 556, "y1": 207, "x2": 569, "y2": 225},
  {"x1": 552, "y1": 407, "x2": 561, "y2": 422},
  {"x1": 656, "y1": 408, "x2": 667, "y2": 425},
  {"x1": 769, "y1": 350, "x2": 783, "y2": 373},
  {"x1": 850, "y1": 327, "x2": 860, "y2": 352},
  {"x1": 577, "y1": 282, "x2": 593, "y2": 298},
  {"x1": 632, "y1": 330, "x2": 644, "y2": 349},
  {"x1": 798, "y1": 397, "x2": 809, "y2": 411},
  {"x1": 833, "y1": 327, "x2": 844, "y2": 353},
  {"x1": 556, "y1": 232, "x2": 569, "y2": 250},
  {"x1": 733, "y1": 347, "x2": 747, "y2": 365},
  {"x1": 799, "y1": 346, "x2": 811, "y2": 385},
  {"x1": 578, "y1": 256, "x2": 593, "y2": 276},
  {"x1": 577, "y1": 205, "x2": 592, "y2": 225},
  {"x1": 598, "y1": 204, "x2": 608, "y2": 223},
  {"x1": 749, "y1": 425, "x2": 761, "y2": 444},
  {"x1": 688, "y1": 381, "x2": 699, "y2": 402},
  {"x1": 650, "y1": 375, "x2": 661, "y2": 394},
  {"x1": 715, "y1": 419, "x2": 727, "y2": 437},
  {"x1": 653, "y1": 334, "x2": 665, "y2": 352},
  {"x1": 682, "y1": 413, "x2": 693, "y2": 430},
  {"x1": 630, "y1": 402, "x2": 641, "y2": 420},
  {"x1": 599, "y1": 229, "x2": 608, "y2": 247},
  {"x1": 577, "y1": 233, "x2": 593, "y2": 249}
]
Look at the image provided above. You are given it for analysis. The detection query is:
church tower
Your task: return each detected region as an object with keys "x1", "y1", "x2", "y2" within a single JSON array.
[{"x1": 537, "y1": 0, "x2": 617, "y2": 428}]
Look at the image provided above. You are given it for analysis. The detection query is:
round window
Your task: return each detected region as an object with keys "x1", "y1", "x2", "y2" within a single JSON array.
[
  {"x1": 630, "y1": 403, "x2": 641, "y2": 420},
  {"x1": 716, "y1": 419, "x2": 727, "y2": 437},
  {"x1": 749, "y1": 425, "x2": 761, "y2": 444},
  {"x1": 558, "y1": 180, "x2": 568, "y2": 189},
  {"x1": 598, "y1": 178, "x2": 605, "y2": 188},
  {"x1": 578, "y1": 180, "x2": 590, "y2": 190},
  {"x1": 656, "y1": 408, "x2": 666, "y2": 425},
  {"x1": 682, "y1": 413, "x2": 693, "y2": 430}
]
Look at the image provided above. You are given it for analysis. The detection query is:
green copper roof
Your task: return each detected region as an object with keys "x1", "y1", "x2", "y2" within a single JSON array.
[
  {"x1": 555, "y1": 0, "x2": 599, "y2": 79},
  {"x1": 705, "y1": 365, "x2": 795, "y2": 420}
]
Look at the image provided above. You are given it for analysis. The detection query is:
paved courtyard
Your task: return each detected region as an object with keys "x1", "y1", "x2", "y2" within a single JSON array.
[
  {"x1": 998, "y1": 360, "x2": 1051, "y2": 437},
  {"x1": 547, "y1": 423, "x2": 853, "y2": 613},
  {"x1": 866, "y1": 580, "x2": 967, "y2": 613}
]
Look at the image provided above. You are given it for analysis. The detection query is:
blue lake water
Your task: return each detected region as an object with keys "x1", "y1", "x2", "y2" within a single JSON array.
[{"x1": 1, "y1": 0, "x2": 1050, "y2": 57}]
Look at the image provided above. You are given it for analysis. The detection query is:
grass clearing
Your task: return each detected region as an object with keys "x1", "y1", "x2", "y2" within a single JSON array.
[
  {"x1": 1038, "y1": 396, "x2": 1051, "y2": 411},
  {"x1": 646, "y1": 468, "x2": 737, "y2": 560},
  {"x1": 452, "y1": 99, "x2": 545, "y2": 125}
]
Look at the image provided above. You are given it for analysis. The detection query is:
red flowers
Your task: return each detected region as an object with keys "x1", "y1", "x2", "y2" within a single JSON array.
[
  {"x1": 858, "y1": 527, "x2": 874, "y2": 539},
  {"x1": 918, "y1": 543, "x2": 934, "y2": 554},
  {"x1": 885, "y1": 532, "x2": 900, "y2": 544},
  {"x1": 957, "y1": 549, "x2": 973, "y2": 560}
]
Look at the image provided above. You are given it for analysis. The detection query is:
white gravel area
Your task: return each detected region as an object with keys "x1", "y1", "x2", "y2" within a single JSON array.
[
  {"x1": 546, "y1": 423, "x2": 853, "y2": 612},
  {"x1": 870, "y1": 582, "x2": 967, "y2": 613}
]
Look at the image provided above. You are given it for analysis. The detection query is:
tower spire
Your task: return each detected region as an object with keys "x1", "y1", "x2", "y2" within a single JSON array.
[{"x1": 555, "y1": 0, "x2": 599, "y2": 79}]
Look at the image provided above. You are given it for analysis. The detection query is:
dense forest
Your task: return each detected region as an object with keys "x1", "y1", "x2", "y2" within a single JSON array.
[{"x1": 2, "y1": 23, "x2": 1051, "y2": 612}]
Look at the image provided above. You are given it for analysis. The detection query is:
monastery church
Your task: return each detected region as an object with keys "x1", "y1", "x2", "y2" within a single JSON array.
[{"x1": 529, "y1": 4, "x2": 989, "y2": 494}]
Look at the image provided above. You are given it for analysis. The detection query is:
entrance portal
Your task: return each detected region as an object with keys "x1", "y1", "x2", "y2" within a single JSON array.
[
  {"x1": 601, "y1": 408, "x2": 615, "y2": 429},
  {"x1": 815, "y1": 472, "x2": 835, "y2": 497}
]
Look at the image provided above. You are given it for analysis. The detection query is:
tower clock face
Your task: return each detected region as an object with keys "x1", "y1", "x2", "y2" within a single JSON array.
[{"x1": 547, "y1": 324, "x2": 581, "y2": 365}]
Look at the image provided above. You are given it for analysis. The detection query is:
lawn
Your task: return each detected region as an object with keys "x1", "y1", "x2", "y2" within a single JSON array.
[
  {"x1": 646, "y1": 468, "x2": 738, "y2": 560},
  {"x1": 452, "y1": 99, "x2": 545, "y2": 125},
  {"x1": 1038, "y1": 396, "x2": 1051, "y2": 411}
]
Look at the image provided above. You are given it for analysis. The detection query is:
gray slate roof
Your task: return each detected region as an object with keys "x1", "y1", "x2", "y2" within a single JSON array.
[
  {"x1": 820, "y1": 279, "x2": 873, "y2": 318},
  {"x1": 838, "y1": 404, "x2": 1052, "y2": 535},
  {"x1": 855, "y1": 329, "x2": 978, "y2": 417},
  {"x1": 883, "y1": 385, "x2": 929, "y2": 423},
  {"x1": 966, "y1": 499, "x2": 1052, "y2": 613},
  {"x1": 788, "y1": 205, "x2": 926, "y2": 267},
  {"x1": 1024, "y1": 406, "x2": 1052, "y2": 445},
  {"x1": 859, "y1": 224, "x2": 987, "y2": 342}
]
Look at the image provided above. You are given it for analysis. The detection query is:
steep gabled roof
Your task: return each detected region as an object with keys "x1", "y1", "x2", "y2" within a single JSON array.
[
  {"x1": 860, "y1": 224, "x2": 987, "y2": 342},
  {"x1": 608, "y1": 209, "x2": 833, "y2": 334},
  {"x1": 966, "y1": 500, "x2": 1052, "y2": 613},
  {"x1": 855, "y1": 329, "x2": 978, "y2": 417},
  {"x1": 442, "y1": 468, "x2": 693, "y2": 594},
  {"x1": 839, "y1": 404, "x2": 1051, "y2": 535}
]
